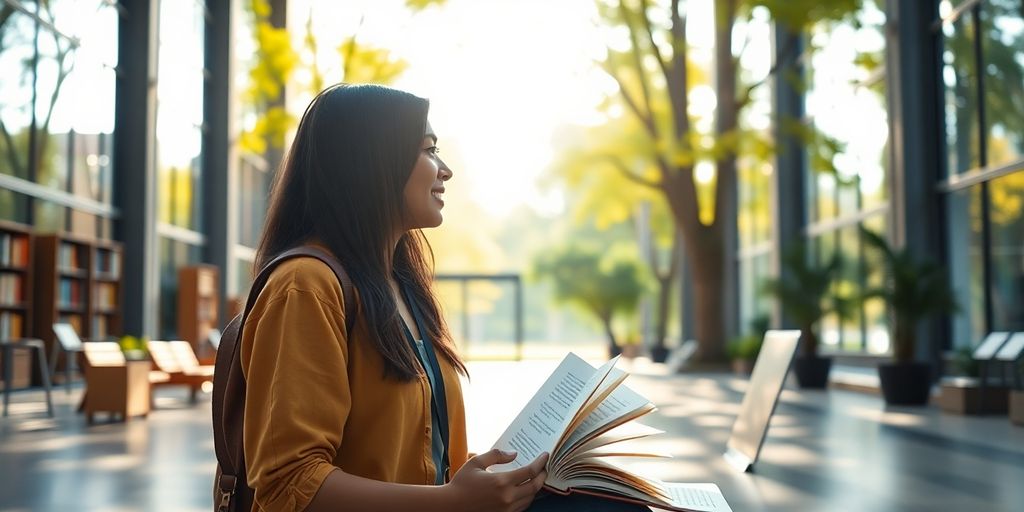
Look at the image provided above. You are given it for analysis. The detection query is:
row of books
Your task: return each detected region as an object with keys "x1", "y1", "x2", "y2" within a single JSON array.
[
  {"x1": 59, "y1": 278, "x2": 85, "y2": 309},
  {"x1": 0, "y1": 274, "x2": 25, "y2": 305},
  {"x1": 94, "y1": 249, "x2": 121, "y2": 277},
  {"x1": 92, "y1": 315, "x2": 110, "y2": 339},
  {"x1": 59, "y1": 242, "x2": 85, "y2": 272},
  {"x1": 0, "y1": 311, "x2": 25, "y2": 340},
  {"x1": 0, "y1": 234, "x2": 29, "y2": 268},
  {"x1": 58, "y1": 314, "x2": 83, "y2": 335},
  {"x1": 94, "y1": 283, "x2": 119, "y2": 309}
]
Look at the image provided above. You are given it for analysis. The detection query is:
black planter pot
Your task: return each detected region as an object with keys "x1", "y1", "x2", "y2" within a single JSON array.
[
  {"x1": 878, "y1": 362, "x2": 932, "y2": 406},
  {"x1": 650, "y1": 346, "x2": 670, "y2": 363},
  {"x1": 793, "y1": 356, "x2": 832, "y2": 389}
]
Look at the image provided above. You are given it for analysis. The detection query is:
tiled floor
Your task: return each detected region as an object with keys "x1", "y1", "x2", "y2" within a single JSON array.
[{"x1": 1, "y1": 358, "x2": 1023, "y2": 511}]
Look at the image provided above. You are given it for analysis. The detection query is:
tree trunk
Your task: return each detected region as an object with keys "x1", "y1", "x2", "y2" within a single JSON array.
[
  {"x1": 600, "y1": 313, "x2": 620, "y2": 355},
  {"x1": 652, "y1": 230, "x2": 680, "y2": 350},
  {"x1": 687, "y1": 227, "x2": 726, "y2": 362}
]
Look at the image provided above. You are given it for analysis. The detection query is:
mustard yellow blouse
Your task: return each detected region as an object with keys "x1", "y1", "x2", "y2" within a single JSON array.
[{"x1": 240, "y1": 257, "x2": 469, "y2": 511}]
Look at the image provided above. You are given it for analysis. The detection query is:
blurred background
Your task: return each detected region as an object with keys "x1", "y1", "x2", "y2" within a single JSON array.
[{"x1": 0, "y1": 0, "x2": 1023, "y2": 510}]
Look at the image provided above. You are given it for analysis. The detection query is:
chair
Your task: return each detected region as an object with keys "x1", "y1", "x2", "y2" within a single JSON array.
[
  {"x1": 80, "y1": 342, "x2": 151, "y2": 423},
  {"x1": 51, "y1": 323, "x2": 87, "y2": 394},
  {"x1": 1, "y1": 338, "x2": 54, "y2": 417},
  {"x1": 147, "y1": 340, "x2": 215, "y2": 402}
]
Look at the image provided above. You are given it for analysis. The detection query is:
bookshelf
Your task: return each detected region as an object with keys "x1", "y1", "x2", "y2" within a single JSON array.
[
  {"x1": 178, "y1": 265, "x2": 219, "y2": 360},
  {"x1": 0, "y1": 221, "x2": 32, "y2": 390},
  {"x1": 90, "y1": 240, "x2": 123, "y2": 341},
  {"x1": 33, "y1": 234, "x2": 123, "y2": 384}
]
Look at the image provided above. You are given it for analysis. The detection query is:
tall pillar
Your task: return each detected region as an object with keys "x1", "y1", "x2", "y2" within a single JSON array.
[
  {"x1": 771, "y1": 24, "x2": 806, "y2": 329},
  {"x1": 886, "y1": 0, "x2": 945, "y2": 363},
  {"x1": 204, "y1": 0, "x2": 238, "y2": 326},
  {"x1": 114, "y1": 0, "x2": 160, "y2": 337}
]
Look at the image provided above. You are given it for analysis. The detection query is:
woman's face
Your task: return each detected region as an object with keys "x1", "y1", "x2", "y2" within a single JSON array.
[{"x1": 402, "y1": 121, "x2": 452, "y2": 230}]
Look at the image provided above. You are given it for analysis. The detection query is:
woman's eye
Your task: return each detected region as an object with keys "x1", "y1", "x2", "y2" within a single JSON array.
[{"x1": 423, "y1": 146, "x2": 440, "y2": 155}]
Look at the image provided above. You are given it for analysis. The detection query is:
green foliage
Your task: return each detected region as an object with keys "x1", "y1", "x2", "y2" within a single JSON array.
[
  {"x1": 119, "y1": 335, "x2": 149, "y2": 356},
  {"x1": 860, "y1": 228, "x2": 959, "y2": 363},
  {"x1": 751, "y1": 0, "x2": 865, "y2": 31},
  {"x1": 951, "y1": 345, "x2": 979, "y2": 378},
  {"x1": 761, "y1": 241, "x2": 853, "y2": 356},
  {"x1": 726, "y1": 315, "x2": 769, "y2": 361},
  {"x1": 533, "y1": 243, "x2": 650, "y2": 347},
  {"x1": 726, "y1": 334, "x2": 763, "y2": 361}
]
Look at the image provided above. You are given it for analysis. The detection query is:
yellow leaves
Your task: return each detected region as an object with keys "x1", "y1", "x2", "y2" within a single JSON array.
[
  {"x1": 249, "y1": 0, "x2": 270, "y2": 18},
  {"x1": 405, "y1": 0, "x2": 447, "y2": 12},
  {"x1": 241, "y1": 106, "x2": 295, "y2": 154},
  {"x1": 339, "y1": 37, "x2": 409, "y2": 85},
  {"x1": 990, "y1": 171, "x2": 1024, "y2": 227}
]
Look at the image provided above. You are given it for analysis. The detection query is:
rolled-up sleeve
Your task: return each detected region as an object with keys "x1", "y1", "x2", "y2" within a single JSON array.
[{"x1": 241, "y1": 286, "x2": 350, "y2": 511}]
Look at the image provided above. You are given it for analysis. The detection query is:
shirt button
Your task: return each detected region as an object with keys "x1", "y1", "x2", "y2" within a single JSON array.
[{"x1": 425, "y1": 426, "x2": 430, "y2": 434}]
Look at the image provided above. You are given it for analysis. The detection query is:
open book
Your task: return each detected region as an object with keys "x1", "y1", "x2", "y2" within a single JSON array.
[{"x1": 490, "y1": 353, "x2": 732, "y2": 512}]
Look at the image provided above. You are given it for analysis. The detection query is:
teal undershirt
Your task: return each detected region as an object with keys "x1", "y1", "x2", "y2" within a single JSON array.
[{"x1": 413, "y1": 339, "x2": 446, "y2": 485}]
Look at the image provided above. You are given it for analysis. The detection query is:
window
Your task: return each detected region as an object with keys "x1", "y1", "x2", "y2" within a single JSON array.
[{"x1": 803, "y1": 2, "x2": 889, "y2": 353}]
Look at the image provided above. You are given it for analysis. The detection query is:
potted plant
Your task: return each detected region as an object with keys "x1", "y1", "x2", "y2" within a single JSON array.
[
  {"x1": 861, "y1": 229, "x2": 958, "y2": 406},
  {"x1": 726, "y1": 334, "x2": 762, "y2": 375},
  {"x1": 118, "y1": 335, "x2": 149, "y2": 361},
  {"x1": 725, "y1": 316, "x2": 768, "y2": 375},
  {"x1": 762, "y1": 243, "x2": 851, "y2": 389}
]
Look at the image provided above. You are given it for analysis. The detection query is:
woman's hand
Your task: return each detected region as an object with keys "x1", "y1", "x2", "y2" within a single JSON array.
[{"x1": 445, "y1": 449, "x2": 549, "y2": 512}]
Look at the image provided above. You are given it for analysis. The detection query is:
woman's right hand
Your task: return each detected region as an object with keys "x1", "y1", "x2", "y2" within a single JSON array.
[{"x1": 445, "y1": 449, "x2": 549, "y2": 512}]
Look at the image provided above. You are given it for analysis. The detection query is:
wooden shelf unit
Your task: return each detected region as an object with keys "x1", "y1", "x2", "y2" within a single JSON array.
[
  {"x1": 0, "y1": 221, "x2": 33, "y2": 390},
  {"x1": 33, "y1": 234, "x2": 123, "y2": 383},
  {"x1": 178, "y1": 265, "x2": 219, "y2": 360}
]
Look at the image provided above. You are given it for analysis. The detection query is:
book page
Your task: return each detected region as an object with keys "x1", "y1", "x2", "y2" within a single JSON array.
[
  {"x1": 556, "y1": 378, "x2": 655, "y2": 462},
  {"x1": 489, "y1": 354, "x2": 598, "y2": 471},
  {"x1": 663, "y1": 483, "x2": 733, "y2": 512},
  {"x1": 572, "y1": 422, "x2": 664, "y2": 456}
]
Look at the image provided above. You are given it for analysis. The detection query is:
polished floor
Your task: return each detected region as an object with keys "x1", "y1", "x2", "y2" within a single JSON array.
[{"x1": 1, "y1": 359, "x2": 1022, "y2": 511}]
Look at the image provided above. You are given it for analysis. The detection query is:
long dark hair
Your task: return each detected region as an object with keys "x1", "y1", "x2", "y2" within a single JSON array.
[{"x1": 255, "y1": 84, "x2": 466, "y2": 380}]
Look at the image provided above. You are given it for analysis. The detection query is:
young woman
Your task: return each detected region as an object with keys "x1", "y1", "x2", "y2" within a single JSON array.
[{"x1": 242, "y1": 84, "x2": 648, "y2": 512}]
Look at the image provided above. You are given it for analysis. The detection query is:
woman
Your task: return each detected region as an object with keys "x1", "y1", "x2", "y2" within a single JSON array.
[{"x1": 242, "y1": 84, "x2": 648, "y2": 512}]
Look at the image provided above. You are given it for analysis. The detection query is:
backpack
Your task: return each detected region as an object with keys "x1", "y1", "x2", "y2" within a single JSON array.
[{"x1": 212, "y1": 246, "x2": 355, "y2": 512}]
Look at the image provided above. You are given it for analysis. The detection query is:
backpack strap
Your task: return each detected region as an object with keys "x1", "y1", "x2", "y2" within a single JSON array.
[{"x1": 212, "y1": 246, "x2": 355, "y2": 511}]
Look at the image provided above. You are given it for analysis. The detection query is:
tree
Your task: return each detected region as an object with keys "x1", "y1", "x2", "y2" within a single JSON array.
[
  {"x1": 0, "y1": 1, "x2": 76, "y2": 186},
  {"x1": 534, "y1": 243, "x2": 649, "y2": 356},
  {"x1": 239, "y1": 0, "x2": 445, "y2": 171},
  {"x1": 592, "y1": 0, "x2": 865, "y2": 361},
  {"x1": 551, "y1": 119, "x2": 684, "y2": 358}
]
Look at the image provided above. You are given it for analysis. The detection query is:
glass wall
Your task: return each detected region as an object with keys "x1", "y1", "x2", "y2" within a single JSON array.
[
  {"x1": 155, "y1": 0, "x2": 208, "y2": 338},
  {"x1": 0, "y1": 0, "x2": 117, "y2": 237},
  {"x1": 804, "y1": 1, "x2": 890, "y2": 354},
  {"x1": 940, "y1": 0, "x2": 1024, "y2": 346}
]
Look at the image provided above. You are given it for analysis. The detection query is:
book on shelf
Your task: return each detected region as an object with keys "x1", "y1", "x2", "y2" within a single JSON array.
[
  {"x1": 0, "y1": 274, "x2": 24, "y2": 304},
  {"x1": 59, "y1": 242, "x2": 83, "y2": 272},
  {"x1": 0, "y1": 233, "x2": 28, "y2": 268},
  {"x1": 490, "y1": 353, "x2": 732, "y2": 512},
  {"x1": 92, "y1": 315, "x2": 108, "y2": 339},
  {"x1": 94, "y1": 283, "x2": 117, "y2": 309},
  {"x1": 94, "y1": 249, "x2": 121, "y2": 277},
  {"x1": 0, "y1": 311, "x2": 24, "y2": 339},
  {"x1": 58, "y1": 315, "x2": 83, "y2": 336}
]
